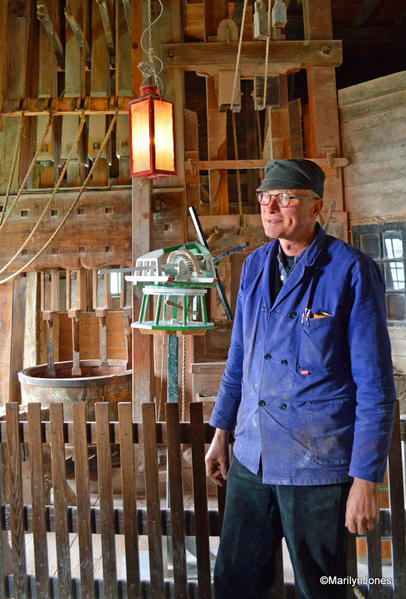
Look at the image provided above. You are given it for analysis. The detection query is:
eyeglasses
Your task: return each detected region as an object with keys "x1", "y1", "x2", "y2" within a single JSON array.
[{"x1": 256, "y1": 191, "x2": 319, "y2": 207}]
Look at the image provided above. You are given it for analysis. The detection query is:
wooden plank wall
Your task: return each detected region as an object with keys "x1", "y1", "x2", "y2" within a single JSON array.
[
  {"x1": 0, "y1": 400, "x2": 404, "y2": 598},
  {"x1": 338, "y1": 71, "x2": 406, "y2": 377},
  {"x1": 339, "y1": 71, "x2": 406, "y2": 225}
]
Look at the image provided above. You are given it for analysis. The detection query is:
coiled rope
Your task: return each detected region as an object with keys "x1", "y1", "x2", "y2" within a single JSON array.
[
  {"x1": 0, "y1": 111, "x2": 118, "y2": 285},
  {"x1": 0, "y1": 112, "x2": 86, "y2": 275},
  {"x1": 0, "y1": 112, "x2": 54, "y2": 233}
]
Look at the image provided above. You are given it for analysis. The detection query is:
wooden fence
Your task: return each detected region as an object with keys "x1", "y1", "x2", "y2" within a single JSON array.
[{"x1": 0, "y1": 400, "x2": 404, "y2": 599}]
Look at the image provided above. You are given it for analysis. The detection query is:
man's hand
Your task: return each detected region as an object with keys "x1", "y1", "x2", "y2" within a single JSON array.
[
  {"x1": 345, "y1": 477, "x2": 379, "y2": 535},
  {"x1": 205, "y1": 428, "x2": 229, "y2": 487}
]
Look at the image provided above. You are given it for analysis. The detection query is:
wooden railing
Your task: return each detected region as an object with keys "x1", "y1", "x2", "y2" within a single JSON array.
[{"x1": 0, "y1": 401, "x2": 405, "y2": 599}]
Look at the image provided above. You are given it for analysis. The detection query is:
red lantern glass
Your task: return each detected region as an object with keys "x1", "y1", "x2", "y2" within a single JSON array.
[{"x1": 129, "y1": 85, "x2": 176, "y2": 178}]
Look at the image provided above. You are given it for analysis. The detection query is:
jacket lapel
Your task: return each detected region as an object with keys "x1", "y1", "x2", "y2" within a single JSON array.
[
  {"x1": 269, "y1": 224, "x2": 327, "y2": 312},
  {"x1": 260, "y1": 242, "x2": 278, "y2": 310}
]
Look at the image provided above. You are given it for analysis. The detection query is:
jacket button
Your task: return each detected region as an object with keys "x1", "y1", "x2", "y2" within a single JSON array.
[
  {"x1": 258, "y1": 400, "x2": 265, "y2": 406},
  {"x1": 288, "y1": 312, "x2": 297, "y2": 319},
  {"x1": 262, "y1": 306, "x2": 267, "y2": 313},
  {"x1": 264, "y1": 353, "x2": 271, "y2": 360},
  {"x1": 281, "y1": 359, "x2": 288, "y2": 365},
  {"x1": 279, "y1": 403, "x2": 287, "y2": 410}
]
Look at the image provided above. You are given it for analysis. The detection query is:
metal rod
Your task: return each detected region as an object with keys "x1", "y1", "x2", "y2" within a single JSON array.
[
  {"x1": 213, "y1": 242, "x2": 249, "y2": 262},
  {"x1": 188, "y1": 207, "x2": 233, "y2": 321}
]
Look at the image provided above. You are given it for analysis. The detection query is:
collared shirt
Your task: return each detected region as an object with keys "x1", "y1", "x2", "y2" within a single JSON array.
[
  {"x1": 209, "y1": 224, "x2": 396, "y2": 485},
  {"x1": 277, "y1": 246, "x2": 306, "y2": 283}
]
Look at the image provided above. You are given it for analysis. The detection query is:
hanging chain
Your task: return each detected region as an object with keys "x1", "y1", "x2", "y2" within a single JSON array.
[{"x1": 138, "y1": 0, "x2": 164, "y2": 94}]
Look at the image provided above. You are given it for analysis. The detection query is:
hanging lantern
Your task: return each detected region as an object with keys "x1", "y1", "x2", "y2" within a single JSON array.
[{"x1": 129, "y1": 85, "x2": 176, "y2": 178}]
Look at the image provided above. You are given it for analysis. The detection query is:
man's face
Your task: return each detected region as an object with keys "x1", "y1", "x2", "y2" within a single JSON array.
[{"x1": 260, "y1": 188, "x2": 323, "y2": 242}]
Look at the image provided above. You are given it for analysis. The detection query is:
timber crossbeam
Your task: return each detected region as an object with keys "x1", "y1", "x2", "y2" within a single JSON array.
[
  {"x1": 162, "y1": 41, "x2": 343, "y2": 76},
  {"x1": 0, "y1": 96, "x2": 133, "y2": 116},
  {"x1": 192, "y1": 158, "x2": 349, "y2": 172}
]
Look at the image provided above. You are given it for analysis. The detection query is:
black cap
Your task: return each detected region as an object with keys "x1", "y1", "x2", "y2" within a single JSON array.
[{"x1": 257, "y1": 158, "x2": 325, "y2": 198}]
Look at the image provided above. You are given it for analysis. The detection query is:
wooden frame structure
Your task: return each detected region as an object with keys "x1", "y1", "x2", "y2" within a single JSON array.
[{"x1": 0, "y1": 400, "x2": 405, "y2": 598}]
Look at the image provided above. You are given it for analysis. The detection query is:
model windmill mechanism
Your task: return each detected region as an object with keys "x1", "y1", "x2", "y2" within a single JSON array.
[{"x1": 127, "y1": 207, "x2": 248, "y2": 333}]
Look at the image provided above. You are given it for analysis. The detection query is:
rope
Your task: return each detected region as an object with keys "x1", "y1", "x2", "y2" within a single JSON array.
[
  {"x1": 0, "y1": 115, "x2": 25, "y2": 227},
  {"x1": 231, "y1": 112, "x2": 243, "y2": 225},
  {"x1": 230, "y1": 0, "x2": 248, "y2": 111},
  {"x1": 0, "y1": 111, "x2": 118, "y2": 285},
  {"x1": 0, "y1": 112, "x2": 54, "y2": 233},
  {"x1": 0, "y1": 113, "x2": 86, "y2": 275},
  {"x1": 263, "y1": 0, "x2": 272, "y2": 108}
]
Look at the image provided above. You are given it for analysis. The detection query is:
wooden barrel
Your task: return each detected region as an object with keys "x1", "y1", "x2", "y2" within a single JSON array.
[{"x1": 18, "y1": 360, "x2": 132, "y2": 420}]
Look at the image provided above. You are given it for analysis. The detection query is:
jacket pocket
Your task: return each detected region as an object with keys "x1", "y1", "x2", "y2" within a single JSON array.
[
  {"x1": 305, "y1": 397, "x2": 354, "y2": 467},
  {"x1": 299, "y1": 315, "x2": 343, "y2": 373}
]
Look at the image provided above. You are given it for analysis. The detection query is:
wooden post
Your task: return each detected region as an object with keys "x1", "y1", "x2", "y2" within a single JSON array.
[
  {"x1": 203, "y1": 0, "x2": 228, "y2": 41},
  {"x1": 303, "y1": 0, "x2": 344, "y2": 211},
  {"x1": 0, "y1": 277, "x2": 27, "y2": 406},
  {"x1": 88, "y1": 0, "x2": 111, "y2": 186},
  {"x1": 0, "y1": 0, "x2": 7, "y2": 130},
  {"x1": 132, "y1": 179, "x2": 154, "y2": 419},
  {"x1": 263, "y1": 74, "x2": 291, "y2": 160},
  {"x1": 206, "y1": 76, "x2": 229, "y2": 214},
  {"x1": 63, "y1": 0, "x2": 84, "y2": 185},
  {"x1": 19, "y1": 1, "x2": 39, "y2": 188}
]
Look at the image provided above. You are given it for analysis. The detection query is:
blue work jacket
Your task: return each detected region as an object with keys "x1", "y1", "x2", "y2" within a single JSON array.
[{"x1": 209, "y1": 224, "x2": 396, "y2": 484}]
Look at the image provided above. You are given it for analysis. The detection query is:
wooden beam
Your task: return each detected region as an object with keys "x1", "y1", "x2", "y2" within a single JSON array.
[
  {"x1": 303, "y1": 0, "x2": 332, "y2": 40},
  {"x1": 264, "y1": 74, "x2": 291, "y2": 160},
  {"x1": 0, "y1": 0, "x2": 7, "y2": 121},
  {"x1": 206, "y1": 77, "x2": 228, "y2": 214},
  {"x1": 352, "y1": 0, "x2": 383, "y2": 27},
  {"x1": 162, "y1": 40, "x2": 343, "y2": 74},
  {"x1": 132, "y1": 179, "x2": 153, "y2": 419},
  {"x1": 303, "y1": 0, "x2": 344, "y2": 211},
  {"x1": 194, "y1": 158, "x2": 348, "y2": 170},
  {"x1": 203, "y1": 0, "x2": 228, "y2": 41},
  {"x1": 1, "y1": 96, "x2": 133, "y2": 116},
  {"x1": 19, "y1": 1, "x2": 39, "y2": 188},
  {"x1": 9, "y1": 276, "x2": 27, "y2": 403}
]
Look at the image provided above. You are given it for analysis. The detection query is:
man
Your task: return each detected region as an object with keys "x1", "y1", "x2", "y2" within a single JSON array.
[{"x1": 205, "y1": 159, "x2": 396, "y2": 599}]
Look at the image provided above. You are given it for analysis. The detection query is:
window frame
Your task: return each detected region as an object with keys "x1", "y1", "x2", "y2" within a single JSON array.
[{"x1": 352, "y1": 222, "x2": 406, "y2": 326}]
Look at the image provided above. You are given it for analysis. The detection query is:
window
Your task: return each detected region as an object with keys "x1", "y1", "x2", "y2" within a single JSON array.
[
  {"x1": 352, "y1": 223, "x2": 406, "y2": 324},
  {"x1": 109, "y1": 271, "x2": 121, "y2": 297}
]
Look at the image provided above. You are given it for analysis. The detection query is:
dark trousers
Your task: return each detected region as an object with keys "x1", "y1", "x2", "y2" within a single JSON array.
[{"x1": 214, "y1": 456, "x2": 352, "y2": 599}]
